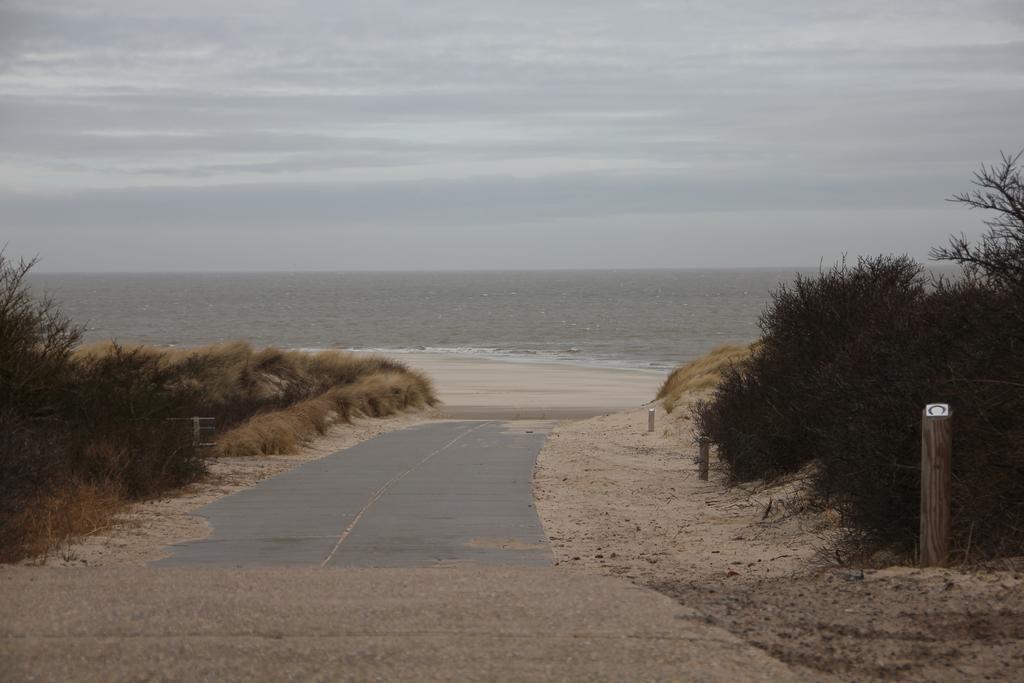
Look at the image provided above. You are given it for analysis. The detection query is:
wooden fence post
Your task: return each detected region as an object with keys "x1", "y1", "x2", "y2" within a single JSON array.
[
  {"x1": 648, "y1": 408, "x2": 655, "y2": 433},
  {"x1": 698, "y1": 437, "x2": 710, "y2": 481},
  {"x1": 920, "y1": 404, "x2": 952, "y2": 567}
]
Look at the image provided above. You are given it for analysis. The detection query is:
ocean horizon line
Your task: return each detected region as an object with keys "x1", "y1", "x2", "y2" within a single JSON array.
[{"x1": 28, "y1": 265, "x2": 817, "y2": 276}]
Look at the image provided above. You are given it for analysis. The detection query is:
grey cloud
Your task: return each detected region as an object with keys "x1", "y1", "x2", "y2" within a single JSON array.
[
  {"x1": 0, "y1": 168, "x2": 961, "y2": 234},
  {"x1": 0, "y1": 129, "x2": 433, "y2": 159},
  {"x1": 0, "y1": 0, "x2": 1021, "y2": 270}
]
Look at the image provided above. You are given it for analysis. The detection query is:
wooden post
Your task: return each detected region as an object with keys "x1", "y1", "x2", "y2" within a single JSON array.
[
  {"x1": 920, "y1": 404, "x2": 952, "y2": 567},
  {"x1": 648, "y1": 408, "x2": 655, "y2": 432},
  {"x1": 698, "y1": 437, "x2": 710, "y2": 481}
]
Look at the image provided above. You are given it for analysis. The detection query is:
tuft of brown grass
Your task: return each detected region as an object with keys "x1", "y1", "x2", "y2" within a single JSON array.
[
  {"x1": 216, "y1": 370, "x2": 435, "y2": 457},
  {"x1": 4, "y1": 481, "x2": 122, "y2": 563},
  {"x1": 657, "y1": 344, "x2": 754, "y2": 412},
  {"x1": 73, "y1": 342, "x2": 416, "y2": 408},
  {"x1": 71, "y1": 342, "x2": 437, "y2": 460}
]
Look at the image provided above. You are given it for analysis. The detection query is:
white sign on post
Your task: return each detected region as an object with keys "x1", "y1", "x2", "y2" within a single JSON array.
[{"x1": 925, "y1": 404, "x2": 951, "y2": 417}]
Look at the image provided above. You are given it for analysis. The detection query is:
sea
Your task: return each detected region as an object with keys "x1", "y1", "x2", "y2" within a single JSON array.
[{"x1": 29, "y1": 269, "x2": 804, "y2": 374}]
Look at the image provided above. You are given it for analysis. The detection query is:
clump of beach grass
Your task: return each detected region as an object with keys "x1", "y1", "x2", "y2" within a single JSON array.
[
  {"x1": 216, "y1": 370, "x2": 435, "y2": 457},
  {"x1": 656, "y1": 344, "x2": 754, "y2": 413}
]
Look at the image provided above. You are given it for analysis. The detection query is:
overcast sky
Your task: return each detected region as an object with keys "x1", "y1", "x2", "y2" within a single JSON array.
[{"x1": 2, "y1": 1, "x2": 1022, "y2": 272}]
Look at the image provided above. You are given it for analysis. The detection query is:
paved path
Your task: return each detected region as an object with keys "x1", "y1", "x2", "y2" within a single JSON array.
[
  {"x1": 0, "y1": 566, "x2": 806, "y2": 682},
  {"x1": 0, "y1": 420, "x2": 810, "y2": 681},
  {"x1": 159, "y1": 421, "x2": 552, "y2": 567}
]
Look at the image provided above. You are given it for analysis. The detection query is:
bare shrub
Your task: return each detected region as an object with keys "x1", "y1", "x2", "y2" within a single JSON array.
[
  {"x1": 692, "y1": 153, "x2": 1024, "y2": 561},
  {"x1": 0, "y1": 252, "x2": 82, "y2": 417},
  {"x1": 696, "y1": 255, "x2": 928, "y2": 482},
  {"x1": 932, "y1": 150, "x2": 1024, "y2": 290}
]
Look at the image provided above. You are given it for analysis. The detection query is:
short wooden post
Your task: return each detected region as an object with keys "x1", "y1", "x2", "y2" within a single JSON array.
[
  {"x1": 648, "y1": 408, "x2": 655, "y2": 432},
  {"x1": 920, "y1": 404, "x2": 952, "y2": 567},
  {"x1": 698, "y1": 437, "x2": 710, "y2": 481}
]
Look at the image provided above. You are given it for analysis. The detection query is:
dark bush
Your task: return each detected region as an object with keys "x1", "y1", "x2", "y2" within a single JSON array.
[
  {"x1": 0, "y1": 253, "x2": 82, "y2": 417},
  {"x1": 694, "y1": 153, "x2": 1024, "y2": 561},
  {"x1": 66, "y1": 344, "x2": 183, "y2": 425},
  {"x1": 698, "y1": 255, "x2": 929, "y2": 481},
  {"x1": 0, "y1": 413, "x2": 72, "y2": 558},
  {"x1": 0, "y1": 258, "x2": 203, "y2": 560}
]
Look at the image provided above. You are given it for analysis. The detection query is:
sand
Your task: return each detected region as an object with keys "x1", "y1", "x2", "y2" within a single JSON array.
[
  {"x1": 535, "y1": 395, "x2": 1024, "y2": 682},
  {"x1": 400, "y1": 353, "x2": 662, "y2": 418},
  {"x1": 534, "y1": 399, "x2": 821, "y2": 585}
]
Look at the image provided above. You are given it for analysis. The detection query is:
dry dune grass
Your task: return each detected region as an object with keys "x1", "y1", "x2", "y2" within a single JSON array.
[
  {"x1": 9, "y1": 481, "x2": 122, "y2": 561},
  {"x1": 73, "y1": 341, "x2": 420, "y2": 409},
  {"x1": 657, "y1": 344, "x2": 754, "y2": 412},
  {"x1": 216, "y1": 370, "x2": 435, "y2": 457},
  {"x1": 75, "y1": 341, "x2": 437, "y2": 458}
]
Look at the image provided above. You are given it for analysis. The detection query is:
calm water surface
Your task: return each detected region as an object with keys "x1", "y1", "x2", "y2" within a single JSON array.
[{"x1": 30, "y1": 270, "x2": 804, "y2": 372}]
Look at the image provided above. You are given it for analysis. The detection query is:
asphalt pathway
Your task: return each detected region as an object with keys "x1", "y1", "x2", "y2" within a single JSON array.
[
  {"x1": 1, "y1": 566, "x2": 807, "y2": 682},
  {"x1": 158, "y1": 420, "x2": 552, "y2": 567},
  {"x1": 1, "y1": 420, "x2": 810, "y2": 681}
]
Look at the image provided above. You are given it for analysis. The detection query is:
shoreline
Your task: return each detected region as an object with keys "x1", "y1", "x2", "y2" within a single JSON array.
[{"x1": 345, "y1": 346, "x2": 677, "y2": 375}]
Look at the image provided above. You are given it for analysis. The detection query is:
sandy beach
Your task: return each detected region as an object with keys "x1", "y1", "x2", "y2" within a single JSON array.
[{"x1": 399, "y1": 353, "x2": 663, "y2": 419}]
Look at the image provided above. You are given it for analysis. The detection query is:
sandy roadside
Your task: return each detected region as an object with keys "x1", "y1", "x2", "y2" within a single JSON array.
[
  {"x1": 535, "y1": 396, "x2": 1024, "y2": 682},
  {"x1": 534, "y1": 398, "x2": 821, "y2": 584}
]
